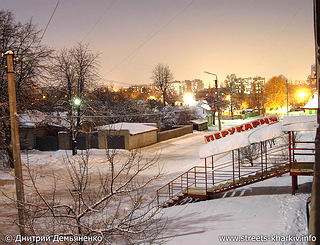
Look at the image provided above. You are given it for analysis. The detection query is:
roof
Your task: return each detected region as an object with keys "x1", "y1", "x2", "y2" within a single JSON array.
[
  {"x1": 304, "y1": 94, "x2": 318, "y2": 109},
  {"x1": 199, "y1": 115, "x2": 318, "y2": 158},
  {"x1": 19, "y1": 110, "x2": 70, "y2": 128},
  {"x1": 199, "y1": 122, "x2": 283, "y2": 158},
  {"x1": 96, "y1": 122, "x2": 158, "y2": 135},
  {"x1": 282, "y1": 115, "x2": 317, "y2": 131}
]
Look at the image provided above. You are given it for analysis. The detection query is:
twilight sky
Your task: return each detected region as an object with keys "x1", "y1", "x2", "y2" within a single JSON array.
[{"x1": 1, "y1": 0, "x2": 315, "y2": 87}]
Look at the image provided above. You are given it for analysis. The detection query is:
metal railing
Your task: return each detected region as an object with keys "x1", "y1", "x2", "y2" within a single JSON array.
[{"x1": 157, "y1": 134, "x2": 290, "y2": 206}]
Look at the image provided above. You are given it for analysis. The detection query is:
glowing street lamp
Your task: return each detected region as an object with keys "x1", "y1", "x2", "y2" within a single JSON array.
[
  {"x1": 296, "y1": 89, "x2": 310, "y2": 103},
  {"x1": 72, "y1": 97, "x2": 82, "y2": 107},
  {"x1": 297, "y1": 91, "x2": 308, "y2": 100},
  {"x1": 183, "y1": 93, "x2": 196, "y2": 106}
]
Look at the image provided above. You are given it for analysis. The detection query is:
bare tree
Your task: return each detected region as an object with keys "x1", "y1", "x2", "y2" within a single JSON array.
[
  {"x1": 152, "y1": 64, "x2": 173, "y2": 106},
  {"x1": 239, "y1": 143, "x2": 260, "y2": 166},
  {"x1": 2, "y1": 150, "x2": 165, "y2": 244},
  {"x1": 51, "y1": 43, "x2": 99, "y2": 155},
  {"x1": 0, "y1": 10, "x2": 52, "y2": 168}
]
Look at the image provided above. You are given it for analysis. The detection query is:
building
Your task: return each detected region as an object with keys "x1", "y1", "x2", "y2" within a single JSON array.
[
  {"x1": 234, "y1": 77, "x2": 265, "y2": 94},
  {"x1": 96, "y1": 122, "x2": 158, "y2": 150}
]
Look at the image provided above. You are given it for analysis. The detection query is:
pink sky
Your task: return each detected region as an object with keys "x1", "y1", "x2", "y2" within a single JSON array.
[{"x1": 2, "y1": 0, "x2": 315, "y2": 87}]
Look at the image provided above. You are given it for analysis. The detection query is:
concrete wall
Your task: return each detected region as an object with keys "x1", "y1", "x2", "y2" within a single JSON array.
[
  {"x1": 98, "y1": 129, "x2": 157, "y2": 150},
  {"x1": 128, "y1": 130, "x2": 157, "y2": 150},
  {"x1": 157, "y1": 125, "x2": 193, "y2": 142}
]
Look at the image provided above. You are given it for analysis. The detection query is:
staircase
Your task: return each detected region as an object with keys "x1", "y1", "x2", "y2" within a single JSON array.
[{"x1": 157, "y1": 135, "x2": 291, "y2": 208}]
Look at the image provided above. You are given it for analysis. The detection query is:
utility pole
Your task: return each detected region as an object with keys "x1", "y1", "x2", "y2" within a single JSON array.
[
  {"x1": 4, "y1": 50, "x2": 26, "y2": 237},
  {"x1": 310, "y1": 0, "x2": 320, "y2": 242}
]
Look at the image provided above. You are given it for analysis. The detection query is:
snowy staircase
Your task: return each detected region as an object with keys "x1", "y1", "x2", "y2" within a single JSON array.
[
  {"x1": 156, "y1": 133, "x2": 292, "y2": 208},
  {"x1": 159, "y1": 164, "x2": 289, "y2": 208}
]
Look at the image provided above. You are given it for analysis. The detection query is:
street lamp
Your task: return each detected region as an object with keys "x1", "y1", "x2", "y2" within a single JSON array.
[{"x1": 204, "y1": 71, "x2": 222, "y2": 130}]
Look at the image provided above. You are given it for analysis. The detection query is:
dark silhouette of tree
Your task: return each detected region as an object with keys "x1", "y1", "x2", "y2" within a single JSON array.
[
  {"x1": 152, "y1": 64, "x2": 173, "y2": 106},
  {"x1": 50, "y1": 43, "x2": 99, "y2": 155},
  {"x1": 0, "y1": 10, "x2": 52, "y2": 168}
]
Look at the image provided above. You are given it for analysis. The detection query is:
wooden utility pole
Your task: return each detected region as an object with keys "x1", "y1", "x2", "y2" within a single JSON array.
[{"x1": 4, "y1": 50, "x2": 26, "y2": 236}]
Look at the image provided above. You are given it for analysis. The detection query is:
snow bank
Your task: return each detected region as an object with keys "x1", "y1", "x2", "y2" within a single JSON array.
[{"x1": 96, "y1": 122, "x2": 158, "y2": 135}]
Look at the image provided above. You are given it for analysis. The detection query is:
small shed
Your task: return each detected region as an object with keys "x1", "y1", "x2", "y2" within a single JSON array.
[
  {"x1": 96, "y1": 123, "x2": 158, "y2": 150},
  {"x1": 190, "y1": 119, "x2": 208, "y2": 131}
]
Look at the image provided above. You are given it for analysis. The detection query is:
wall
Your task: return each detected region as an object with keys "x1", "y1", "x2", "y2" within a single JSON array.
[
  {"x1": 98, "y1": 129, "x2": 157, "y2": 150},
  {"x1": 20, "y1": 127, "x2": 35, "y2": 150},
  {"x1": 128, "y1": 130, "x2": 158, "y2": 150},
  {"x1": 157, "y1": 125, "x2": 193, "y2": 142}
]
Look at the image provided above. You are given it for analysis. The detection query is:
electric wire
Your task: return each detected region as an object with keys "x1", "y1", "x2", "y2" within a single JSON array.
[{"x1": 105, "y1": 0, "x2": 195, "y2": 77}]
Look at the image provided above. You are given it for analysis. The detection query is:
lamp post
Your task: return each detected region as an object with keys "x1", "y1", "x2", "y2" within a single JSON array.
[
  {"x1": 204, "y1": 71, "x2": 222, "y2": 130},
  {"x1": 286, "y1": 79, "x2": 289, "y2": 116}
]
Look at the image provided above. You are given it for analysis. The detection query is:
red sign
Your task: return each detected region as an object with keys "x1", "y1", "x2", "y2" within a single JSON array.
[{"x1": 204, "y1": 115, "x2": 279, "y2": 143}]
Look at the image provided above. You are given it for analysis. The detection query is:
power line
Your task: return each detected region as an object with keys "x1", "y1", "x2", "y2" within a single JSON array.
[
  {"x1": 39, "y1": 0, "x2": 60, "y2": 45},
  {"x1": 81, "y1": 0, "x2": 118, "y2": 43},
  {"x1": 105, "y1": 0, "x2": 195, "y2": 76}
]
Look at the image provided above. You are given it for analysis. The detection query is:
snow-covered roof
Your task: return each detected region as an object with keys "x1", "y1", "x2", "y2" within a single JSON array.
[
  {"x1": 282, "y1": 115, "x2": 317, "y2": 131},
  {"x1": 96, "y1": 122, "x2": 158, "y2": 135},
  {"x1": 200, "y1": 104, "x2": 211, "y2": 111},
  {"x1": 190, "y1": 119, "x2": 208, "y2": 124},
  {"x1": 304, "y1": 94, "x2": 318, "y2": 109},
  {"x1": 199, "y1": 122, "x2": 283, "y2": 158},
  {"x1": 19, "y1": 110, "x2": 70, "y2": 128}
]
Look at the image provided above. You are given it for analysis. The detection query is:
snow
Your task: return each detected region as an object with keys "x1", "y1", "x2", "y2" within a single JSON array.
[
  {"x1": 96, "y1": 122, "x2": 158, "y2": 135},
  {"x1": 190, "y1": 119, "x2": 208, "y2": 124},
  {"x1": 199, "y1": 130, "x2": 251, "y2": 158},
  {"x1": 200, "y1": 115, "x2": 318, "y2": 158},
  {"x1": 162, "y1": 189, "x2": 310, "y2": 245},
  {"x1": 200, "y1": 104, "x2": 211, "y2": 111},
  {"x1": 19, "y1": 110, "x2": 70, "y2": 128},
  {"x1": 0, "y1": 171, "x2": 14, "y2": 180},
  {"x1": 249, "y1": 122, "x2": 283, "y2": 143},
  {"x1": 282, "y1": 115, "x2": 317, "y2": 131},
  {"x1": 304, "y1": 94, "x2": 318, "y2": 109},
  {"x1": 199, "y1": 122, "x2": 283, "y2": 158},
  {"x1": 1, "y1": 118, "x2": 314, "y2": 243}
]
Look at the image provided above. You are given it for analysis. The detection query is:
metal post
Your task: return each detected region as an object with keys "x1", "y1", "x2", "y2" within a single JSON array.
[
  {"x1": 204, "y1": 71, "x2": 221, "y2": 130},
  {"x1": 187, "y1": 171, "x2": 189, "y2": 193},
  {"x1": 232, "y1": 150, "x2": 235, "y2": 184},
  {"x1": 286, "y1": 79, "x2": 289, "y2": 116},
  {"x1": 194, "y1": 167, "x2": 197, "y2": 187},
  {"x1": 4, "y1": 50, "x2": 26, "y2": 237},
  {"x1": 289, "y1": 132, "x2": 292, "y2": 169},
  {"x1": 205, "y1": 158, "x2": 208, "y2": 192},
  {"x1": 261, "y1": 142, "x2": 264, "y2": 174},
  {"x1": 211, "y1": 156, "x2": 214, "y2": 185},
  {"x1": 238, "y1": 149, "x2": 241, "y2": 178},
  {"x1": 215, "y1": 79, "x2": 222, "y2": 131}
]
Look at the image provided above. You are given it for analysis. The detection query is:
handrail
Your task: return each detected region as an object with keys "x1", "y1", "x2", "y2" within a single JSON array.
[{"x1": 157, "y1": 132, "x2": 316, "y2": 207}]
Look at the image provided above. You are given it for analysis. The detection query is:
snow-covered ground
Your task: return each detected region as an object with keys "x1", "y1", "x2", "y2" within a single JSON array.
[
  {"x1": 0, "y1": 117, "x2": 314, "y2": 244},
  {"x1": 161, "y1": 174, "x2": 312, "y2": 245}
]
